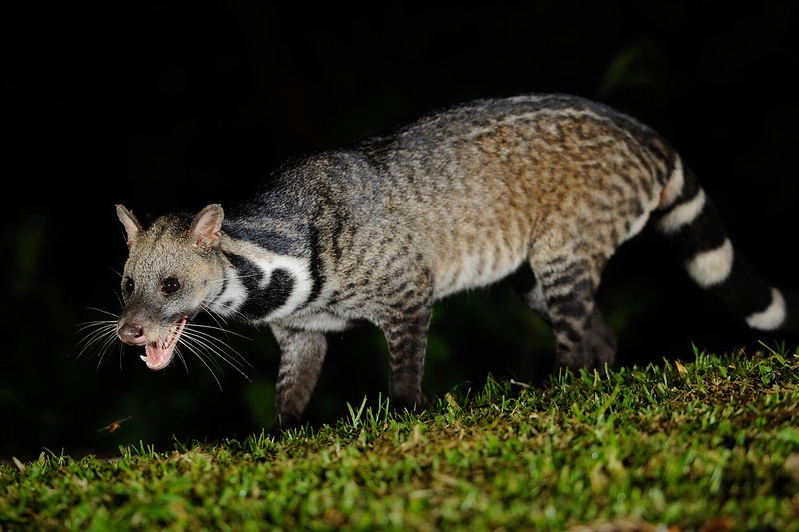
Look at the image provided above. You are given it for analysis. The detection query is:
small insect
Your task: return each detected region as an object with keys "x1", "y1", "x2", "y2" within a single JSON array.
[{"x1": 97, "y1": 415, "x2": 133, "y2": 433}]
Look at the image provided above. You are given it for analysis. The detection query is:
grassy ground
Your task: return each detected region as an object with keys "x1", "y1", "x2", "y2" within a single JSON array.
[{"x1": 2, "y1": 344, "x2": 799, "y2": 531}]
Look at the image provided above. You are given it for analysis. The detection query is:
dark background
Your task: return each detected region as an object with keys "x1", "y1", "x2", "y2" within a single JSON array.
[{"x1": 4, "y1": 2, "x2": 798, "y2": 459}]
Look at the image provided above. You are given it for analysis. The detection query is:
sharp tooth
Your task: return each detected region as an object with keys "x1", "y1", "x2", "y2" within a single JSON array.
[{"x1": 140, "y1": 355, "x2": 148, "y2": 363}]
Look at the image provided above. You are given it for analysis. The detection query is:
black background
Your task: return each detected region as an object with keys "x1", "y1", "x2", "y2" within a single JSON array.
[{"x1": 4, "y1": 2, "x2": 798, "y2": 459}]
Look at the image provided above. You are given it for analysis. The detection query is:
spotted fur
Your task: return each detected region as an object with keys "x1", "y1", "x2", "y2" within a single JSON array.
[{"x1": 115, "y1": 94, "x2": 798, "y2": 430}]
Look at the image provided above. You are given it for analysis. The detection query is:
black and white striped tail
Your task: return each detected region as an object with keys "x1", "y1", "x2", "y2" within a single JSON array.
[{"x1": 654, "y1": 157, "x2": 799, "y2": 333}]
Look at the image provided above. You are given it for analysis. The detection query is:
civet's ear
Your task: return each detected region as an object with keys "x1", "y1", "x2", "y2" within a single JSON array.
[
  {"x1": 188, "y1": 204, "x2": 225, "y2": 250},
  {"x1": 116, "y1": 205, "x2": 143, "y2": 246}
]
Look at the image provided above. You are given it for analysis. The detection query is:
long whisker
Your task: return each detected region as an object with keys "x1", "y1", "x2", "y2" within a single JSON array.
[
  {"x1": 74, "y1": 323, "x2": 117, "y2": 359},
  {"x1": 174, "y1": 322, "x2": 252, "y2": 390},
  {"x1": 174, "y1": 349, "x2": 191, "y2": 375},
  {"x1": 75, "y1": 300, "x2": 255, "y2": 389},
  {"x1": 182, "y1": 325, "x2": 252, "y2": 373},
  {"x1": 174, "y1": 344, "x2": 222, "y2": 389},
  {"x1": 72, "y1": 315, "x2": 122, "y2": 371},
  {"x1": 84, "y1": 306, "x2": 121, "y2": 320},
  {"x1": 191, "y1": 321, "x2": 251, "y2": 343}
]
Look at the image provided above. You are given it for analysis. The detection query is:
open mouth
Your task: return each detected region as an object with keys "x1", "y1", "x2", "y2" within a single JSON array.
[{"x1": 141, "y1": 318, "x2": 187, "y2": 370}]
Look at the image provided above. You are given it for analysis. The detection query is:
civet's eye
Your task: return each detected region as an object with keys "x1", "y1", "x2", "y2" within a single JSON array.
[
  {"x1": 124, "y1": 277, "x2": 134, "y2": 295},
  {"x1": 162, "y1": 277, "x2": 181, "y2": 295}
]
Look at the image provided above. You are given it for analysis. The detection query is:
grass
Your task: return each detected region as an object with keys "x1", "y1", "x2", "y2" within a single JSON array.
[{"x1": 2, "y1": 344, "x2": 799, "y2": 531}]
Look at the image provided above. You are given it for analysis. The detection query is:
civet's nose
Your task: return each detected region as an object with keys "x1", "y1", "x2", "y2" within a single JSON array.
[{"x1": 117, "y1": 323, "x2": 147, "y2": 345}]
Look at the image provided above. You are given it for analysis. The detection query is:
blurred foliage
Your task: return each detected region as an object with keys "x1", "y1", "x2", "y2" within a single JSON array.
[{"x1": 3, "y1": 1, "x2": 798, "y2": 458}]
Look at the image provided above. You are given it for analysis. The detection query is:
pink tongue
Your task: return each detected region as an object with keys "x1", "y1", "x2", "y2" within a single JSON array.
[{"x1": 141, "y1": 318, "x2": 187, "y2": 370}]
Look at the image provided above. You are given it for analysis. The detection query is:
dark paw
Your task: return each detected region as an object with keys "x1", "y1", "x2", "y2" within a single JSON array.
[
  {"x1": 584, "y1": 312, "x2": 617, "y2": 370},
  {"x1": 267, "y1": 413, "x2": 302, "y2": 438},
  {"x1": 390, "y1": 397, "x2": 422, "y2": 418}
]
